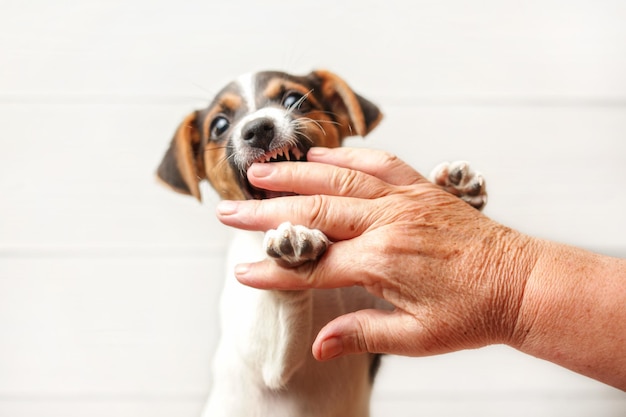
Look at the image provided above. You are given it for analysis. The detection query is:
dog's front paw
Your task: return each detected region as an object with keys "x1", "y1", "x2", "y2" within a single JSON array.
[
  {"x1": 264, "y1": 222, "x2": 331, "y2": 267},
  {"x1": 430, "y1": 161, "x2": 487, "y2": 211}
]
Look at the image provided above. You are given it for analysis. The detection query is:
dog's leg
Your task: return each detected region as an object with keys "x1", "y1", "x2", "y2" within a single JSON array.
[
  {"x1": 214, "y1": 231, "x2": 315, "y2": 394},
  {"x1": 238, "y1": 223, "x2": 327, "y2": 389},
  {"x1": 264, "y1": 222, "x2": 331, "y2": 267},
  {"x1": 430, "y1": 161, "x2": 488, "y2": 211},
  {"x1": 245, "y1": 287, "x2": 314, "y2": 390}
]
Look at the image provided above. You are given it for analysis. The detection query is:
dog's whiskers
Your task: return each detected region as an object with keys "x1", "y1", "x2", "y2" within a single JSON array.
[
  {"x1": 216, "y1": 153, "x2": 234, "y2": 171},
  {"x1": 203, "y1": 145, "x2": 233, "y2": 171},
  {"x1": 204, "y1": 145, "x2": 228, "y2": 153},
  {"x1": 296, "y1": 117, "x2": 330, "y2": 137}
]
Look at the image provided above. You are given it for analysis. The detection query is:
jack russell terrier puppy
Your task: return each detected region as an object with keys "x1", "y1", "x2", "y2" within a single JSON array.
[{"x1": 157, "y1": 69, "x2": 487, "y2": 417}]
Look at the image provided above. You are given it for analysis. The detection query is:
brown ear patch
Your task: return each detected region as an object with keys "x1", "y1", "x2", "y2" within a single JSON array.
[
  {"x1": 156, "y1": 112, "x2": 203, "y2": 200},
  {"x1": 312, "y1": 70, "x2": 383, "y2": 138}
]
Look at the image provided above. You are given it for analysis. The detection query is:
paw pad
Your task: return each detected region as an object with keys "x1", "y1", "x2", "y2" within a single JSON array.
[
  {"x1": 430, "y1": 161, "x2": 488, "y2": 210},
  {"x1": 264, "y1": 222, "x2": 330, "y2": 267}
]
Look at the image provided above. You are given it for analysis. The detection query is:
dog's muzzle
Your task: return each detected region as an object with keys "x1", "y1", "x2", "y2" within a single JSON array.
[{"x1": 234, "y1": 116, "x2": 310, "y2": 200}]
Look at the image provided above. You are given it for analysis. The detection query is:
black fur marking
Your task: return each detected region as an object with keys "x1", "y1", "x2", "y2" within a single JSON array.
[
  {"x1": 369, "y1": 354, "x2": 383, "y2": 382},
  {"x1": 449, "y1": 167, "x2": 464, "y2": 185},
  {"x1": 157, "y1": 144, "x2": 192, "y2": 194},
  {"x1": 298, "y1": 238, "x2": 313, "y2": 258},
  {"x1": 266, "y1": 245, "x2": 281, "y2": 258},
  {"x1": 279, "y1": 236, "x2": 295, "y2": 256}
]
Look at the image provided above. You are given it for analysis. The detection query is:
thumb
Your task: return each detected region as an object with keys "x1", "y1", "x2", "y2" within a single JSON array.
[{"x1": 312, "y1": 309, "x2": 423, "y2": 360}]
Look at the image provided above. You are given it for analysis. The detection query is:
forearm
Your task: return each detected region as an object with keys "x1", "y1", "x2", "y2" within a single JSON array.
[{"x1": 511, "y1": 240, "x2": 626, "y2": 390}]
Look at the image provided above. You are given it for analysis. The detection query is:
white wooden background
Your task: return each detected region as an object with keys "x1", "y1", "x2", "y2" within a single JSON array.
[{"x1": 1, "y1": 1, "x2": 625, "y2": 416}]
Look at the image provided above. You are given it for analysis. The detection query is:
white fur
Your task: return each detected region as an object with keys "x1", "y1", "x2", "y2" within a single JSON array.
[
  {"x1": 236, "y1": 72, "x2": 258, "y2": 113},
  {"x1": 201, "y1": 229, "x2": 385, "y2": 417}
]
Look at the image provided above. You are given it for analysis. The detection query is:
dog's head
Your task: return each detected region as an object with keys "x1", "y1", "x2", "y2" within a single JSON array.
[{"x1": 157, "y1": 70, "x2": 382, "y2": 200}]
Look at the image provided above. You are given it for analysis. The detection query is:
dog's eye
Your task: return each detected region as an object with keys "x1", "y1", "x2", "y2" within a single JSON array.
[
  {"x1": 282, "y1": 91, "x2": 312, "y2": 113},
  {"x1": 210, "y1": 116, "x2": 230, "y2": 139}
]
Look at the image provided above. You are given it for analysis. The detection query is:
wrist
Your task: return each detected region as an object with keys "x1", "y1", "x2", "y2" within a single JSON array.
[
  {"x1": 508, "y1": 239, "x2": 570, "y2": 352},
  {"x1": 472, "y1": 224, "x2": 541, "y2": 347}
]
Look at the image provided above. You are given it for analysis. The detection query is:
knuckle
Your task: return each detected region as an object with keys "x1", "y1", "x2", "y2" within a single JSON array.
[
  {"x1": 376, "y1": 151, "x2": 425, "y2": 186},
  {"x1": 351, "y1": 313, "x2": 377, "y2": 353},
  {"x1": 377, "y1": 151, "x2": 410, "y2": 175},
  {"x1": 306, "y1": 194, "x2": 328, "y2": 228},
  {"x1": 332, "y1": 167, "x2": 360, "y2": 196},
  {"x1": 377, "y1": 150, "x2": 401, "y2": 168}
]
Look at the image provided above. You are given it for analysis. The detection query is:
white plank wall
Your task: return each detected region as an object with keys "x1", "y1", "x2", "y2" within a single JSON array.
[{"x1": 1, "y1": 1, "x2": 625, "y2": 416}]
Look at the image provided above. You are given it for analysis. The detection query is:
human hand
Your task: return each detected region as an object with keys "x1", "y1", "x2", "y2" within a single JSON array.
[{"x1": 216, "y1": 147, "x2": 537, "y2": 361}]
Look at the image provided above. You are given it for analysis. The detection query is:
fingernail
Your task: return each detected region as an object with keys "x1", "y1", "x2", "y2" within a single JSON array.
[
  {"x1": 234, "y1": 263, "x2": 251, "y2": 277},
  {"x1": 308, "y1": 147, "x2": 328, "y2": 157},
  {"x1": 248, "y1": 163, "x2": 274, "y2": 178},
  {"x1": 216, "y1": 200, "x2": 238, "y2": 215},
  {"x1": 320, "y1": 337, "x2": 344, "y2": 360}
]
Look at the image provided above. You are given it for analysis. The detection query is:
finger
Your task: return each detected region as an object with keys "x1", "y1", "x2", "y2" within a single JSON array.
[
  {"x1": 306, "y1": 147, "x2": 428, "y2": 186},
  {"x1": 216, "y1": 195, "x2": 378, "y2": 241},
  {"x1": 234, "y1": 239, "x2": 373, "y2": 289},
  {"x1": 247, "y1": 161, "x2": 393, "y2": 199},
  {"x1": 311, "y1": 309, "x2": 424, "y2": 360}
]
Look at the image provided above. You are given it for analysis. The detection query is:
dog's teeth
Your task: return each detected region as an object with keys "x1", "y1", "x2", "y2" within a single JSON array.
[
  {"x1": 266, "y1": 149, "x2": 278, "y2": 162},
  {"x1": 261, "y1": 147, "x2": 304, "y2": 163}
]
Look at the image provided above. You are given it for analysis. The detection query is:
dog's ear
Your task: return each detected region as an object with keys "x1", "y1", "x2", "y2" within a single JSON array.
[
  {"x1": 156, "y1": 111, "x2": 204, "y2": 201},
  {"x1": 310, "y1": 69, "x2": 383, "y2": 138}
]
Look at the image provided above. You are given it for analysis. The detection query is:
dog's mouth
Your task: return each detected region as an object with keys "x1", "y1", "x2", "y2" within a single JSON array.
[
  {"x1": 253, "y1": 145, "x2": 306, "y2": 164},
  {"x1": 244, "y1": 143, "x2": 309, "y2": 200}
]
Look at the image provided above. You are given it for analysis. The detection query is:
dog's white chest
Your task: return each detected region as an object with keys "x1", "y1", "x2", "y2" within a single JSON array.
[{"x1": 201, "y1": 230, "x2": 378, "y2": 417}]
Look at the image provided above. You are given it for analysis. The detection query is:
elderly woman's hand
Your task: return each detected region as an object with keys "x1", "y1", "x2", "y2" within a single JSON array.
[{"x1": 216, "y1": 147, "x2": 535, "y2": 361}]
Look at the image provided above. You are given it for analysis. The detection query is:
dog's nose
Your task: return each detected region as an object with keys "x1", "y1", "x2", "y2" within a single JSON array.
[{"x1": 242, "y1": 118, "x2": 275, "y2": 150}]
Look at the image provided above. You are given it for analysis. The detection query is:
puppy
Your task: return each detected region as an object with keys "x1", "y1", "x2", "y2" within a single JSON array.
[{"x1": 157, "y1": 69, "x2": 487, "y2": 417}]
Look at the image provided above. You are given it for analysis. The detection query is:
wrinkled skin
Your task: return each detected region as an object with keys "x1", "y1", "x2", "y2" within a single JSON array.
[{"x1": 216, "y1": 147, "x2": 533, "y2": 358}]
